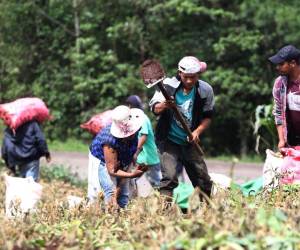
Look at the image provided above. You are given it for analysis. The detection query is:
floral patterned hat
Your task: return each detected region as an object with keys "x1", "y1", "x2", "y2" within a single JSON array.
[{"x1": 110, "y1": 105, "x2": 145, "y2": 138}]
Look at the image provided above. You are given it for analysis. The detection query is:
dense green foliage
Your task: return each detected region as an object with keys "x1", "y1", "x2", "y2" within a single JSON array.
[{"x1": 1, "y1": 0, "x2": 300, "y2": 155}]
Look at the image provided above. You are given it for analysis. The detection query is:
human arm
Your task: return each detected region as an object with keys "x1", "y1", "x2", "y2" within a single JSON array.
[
  {"x1": 276, "y1": 125, "x2": 286, "y2": 150},
  {"x1": 272, "y1": 77, "x2": 287, "y2": 148},
  {"x1": 103, "y1": 145, "x2": 144, "y2": 178},
  {"x1": 149, "y1": 77, "x2": 180, "y2": 115},
  {"x1": 188, "y1": 118, "x2": 211, "y2": 143},
  {"x1": 152, "y1": 100, "x2": 176, "y2": 115},
  {"x1": 133, "y1": 134, "x2": 147, "y2": 164},
  {"x1": 187, "y1": 81, "x2": 214, "y2": 143},
  {"x1": 32, "y1": 121, "x2": 51, "y2": 161}
]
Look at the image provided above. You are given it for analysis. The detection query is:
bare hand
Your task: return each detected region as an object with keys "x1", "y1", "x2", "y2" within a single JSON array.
[
  {"x1": 131, "y1": 169, "x2": 144, "y2": 178},
  {"x1": 137, "y1": 164, "x2": 148, "y2": 172},
  {"x1": 154, "y1": 98, "x2": 176, "y2": 114},
  {"x1": 46, "y1": 154, "x2": 51, "y2": 163},
  {"x1": 163, "y1": 99, "x2": 176, "y2": 109},
  {"x1": 187, "y1": 130, "x2": 200, "y2": 144}
]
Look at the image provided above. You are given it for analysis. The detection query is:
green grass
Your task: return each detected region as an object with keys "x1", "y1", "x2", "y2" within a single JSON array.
[
  {"x1": 48, "y1": 138, "x2": 88, "y2": 152},
  {"x1": 40, "y1": 164, "x2": 87, "y2": 188}
]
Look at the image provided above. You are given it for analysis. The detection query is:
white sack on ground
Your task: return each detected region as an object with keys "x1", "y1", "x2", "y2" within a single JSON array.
[
  {"x1": 5, "y1": 174, "x2": 43, "y2": 218},
  {"x1": 209, "y1": 173, "x2": 232, "y2": 195},
  {"x1": 263, "y1": 149, "x2": 283, "y2": 188}
]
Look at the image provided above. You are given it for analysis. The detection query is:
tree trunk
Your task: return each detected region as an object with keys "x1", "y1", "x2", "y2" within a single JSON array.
[
  {"x1": 73, "y1": 0, "x2": 80, "y2": 54},
  {"x1": 240, "y1": 119, "x2": 248, "y2": 157}
]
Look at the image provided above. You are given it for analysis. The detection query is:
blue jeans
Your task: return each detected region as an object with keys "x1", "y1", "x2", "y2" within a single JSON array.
[
  {"x1": 146, "y1": 163, "x2": 162, "y2": 188},
  {"x1": 98, "y1": 161, "x2": 130, "y2": 208},
  {"x1": 19, "y1": 160, "x2": 40, "y2": 182}
]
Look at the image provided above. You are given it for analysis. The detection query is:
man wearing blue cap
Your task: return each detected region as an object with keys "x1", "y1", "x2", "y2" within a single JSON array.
[{"x1": 269, "y1": 45, "x2": 300, "y2": 149}]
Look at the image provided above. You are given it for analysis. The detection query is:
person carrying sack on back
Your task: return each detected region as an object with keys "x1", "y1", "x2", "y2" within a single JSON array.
[
  {"x1": 1, "y1": 120, "x2": 51, "y2": 182},
  {"x1": 269, "y1": 45, "x2": 300, "y2": 149},
  {"x1": 149, "y1": 56, "x2": 214, "y2": 200}
]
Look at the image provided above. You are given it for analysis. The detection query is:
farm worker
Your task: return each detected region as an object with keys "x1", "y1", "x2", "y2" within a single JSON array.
[
  {"x1": 125, "y1": 95, "x2": 162, "y2": 189},
  {"x1": 1, "y1": 120, "x2": 51, "y2": 181},
  {"x1": 89, "y1": 105, "x2": 147, "y2": 208},
  {"x1": 269, "y1": 45, "x2": 300, "y2": 149},
  {"x1": 149, "y1": 56, "x2": 214, "y2": 200}
]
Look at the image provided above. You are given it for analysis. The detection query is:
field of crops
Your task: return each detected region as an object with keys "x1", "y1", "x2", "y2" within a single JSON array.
[{"x1": 0, "y1": 165, "x2": 299, "y2": 250}]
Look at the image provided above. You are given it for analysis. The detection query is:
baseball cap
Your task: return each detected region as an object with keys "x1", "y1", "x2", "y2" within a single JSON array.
[
  {"x1": 125, "y1": 95, "x2": 144, "y2": 110},
  {"x1": 268, "y1": 45, "x2": 300, "y2": 64},
  {"x1": 178, "y1": 56, "x2": 207, "y2": 74}
]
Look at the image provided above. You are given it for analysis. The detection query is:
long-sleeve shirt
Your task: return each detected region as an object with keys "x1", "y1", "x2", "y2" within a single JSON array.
[
  {"x1": 272, "y1": 76, "x2": 288, "y2": 142},
  {"x1": 1, "y1": 120, "x2": 49, "y2": 166}
]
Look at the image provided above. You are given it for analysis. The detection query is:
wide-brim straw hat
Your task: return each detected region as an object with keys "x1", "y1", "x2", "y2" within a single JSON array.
[{"x1": 110, "y1": 105, "x2": 145, "y2": 138}]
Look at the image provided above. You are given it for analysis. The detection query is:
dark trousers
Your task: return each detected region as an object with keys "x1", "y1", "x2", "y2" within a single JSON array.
[
  {"x1": 159, "y1": 140, "x2": 212, "y2": 197},
  {"x1": 288, "y1": 134, "x2": 300, "y2": 147}
]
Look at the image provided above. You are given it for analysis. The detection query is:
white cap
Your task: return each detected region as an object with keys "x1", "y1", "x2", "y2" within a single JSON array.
[{"x1": 178, "y1": 56, "x2": 207, "y2": 74}]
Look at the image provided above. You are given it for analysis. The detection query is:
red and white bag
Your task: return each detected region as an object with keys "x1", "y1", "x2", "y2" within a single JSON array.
[
  {"x1": 80, "y1": 110, "x2": 113, "y2": 135},
  {"x1": 280, "y1": 147, "x2": 300, "y2": 185},
  {"x1": 0, "y1": 97, "x2": 50, "y2": 132}
]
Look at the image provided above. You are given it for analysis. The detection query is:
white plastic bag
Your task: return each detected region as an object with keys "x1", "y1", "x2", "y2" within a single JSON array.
[
  {"x1": 263, "y1": 149, "x2": 284, "y2": 188},
  {"x1": 67, "y1": 195, "x2": 84, "y2": 208},
  {"x1": 87, "y1": 151, "x2": 102, "y2": 202},
  {"x1": 209, "y1": 173, "x2": 232, "y2": 195},
  {"x1": 5, "y1": 174, "x2": 43, "y2": 217}
]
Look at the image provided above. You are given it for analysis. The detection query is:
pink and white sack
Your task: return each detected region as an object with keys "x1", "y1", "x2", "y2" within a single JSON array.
[
  {"x1": 280, "y1": 147, "x2": 300, "y2": 185},
  {"x1": 0, "y1": 97, "x2": 50, "y2": 132},
  {"x1": 80, "y1": 110, "x2": 113, "y2": 135}
]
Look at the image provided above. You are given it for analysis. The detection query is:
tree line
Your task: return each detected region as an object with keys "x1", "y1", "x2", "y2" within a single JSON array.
[{"x1": 1, "y1": 0, "x2": 300, "y2": 156}]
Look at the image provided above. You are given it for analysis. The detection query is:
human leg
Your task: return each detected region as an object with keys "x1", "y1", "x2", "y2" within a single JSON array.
[
  {"x1": 117, "y1": 178, "x2": 130, "y2": 208},
  {"x1": 19, "y1": 160, "x2": 40, "y2": 181},
  {"x1": 159, "y1": 140, "x2": 181, "y2": 197},
  {"x1": 182, "y1": 145, "x2": 212, "y2": 197},
  {"x1": 98, "y1": 161, "x2": 116, "y2": 205},
  {"x1": 146, "y1": 163, "x2": 162, "y2": 188}
]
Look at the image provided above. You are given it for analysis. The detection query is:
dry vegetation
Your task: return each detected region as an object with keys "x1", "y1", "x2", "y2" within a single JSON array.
[{"x1": 0, "y1": 167, "x2": 299, "y2": 250}]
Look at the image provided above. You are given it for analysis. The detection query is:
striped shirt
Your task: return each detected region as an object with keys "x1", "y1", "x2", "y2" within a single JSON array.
[{"x1": 272, "y1": 76, "x2": 288, "y2": 142}]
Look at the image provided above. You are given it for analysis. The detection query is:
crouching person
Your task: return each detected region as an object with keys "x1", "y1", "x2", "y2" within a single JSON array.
[{"x1": 89, "y1": 105, "x2": 147, "y2": 209}]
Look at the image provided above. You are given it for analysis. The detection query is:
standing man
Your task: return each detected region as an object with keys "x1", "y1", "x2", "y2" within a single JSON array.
[
  {"x1": 149, "y1": 56, "x2": 214, "y2": 199},
  {"x1": 269, "y1": 45, "x2": 300, "y2": 149},
  {"x1": 1, "y1": 120, "x2": 51, "y2": 181}
]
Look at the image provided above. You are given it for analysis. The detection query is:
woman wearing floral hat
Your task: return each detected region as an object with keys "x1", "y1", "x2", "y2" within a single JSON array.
[{"x1": 89, "y1": 105, "x2": 147, "y2": 209}]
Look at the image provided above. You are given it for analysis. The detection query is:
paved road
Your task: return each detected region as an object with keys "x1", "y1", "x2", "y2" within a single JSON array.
[{"x1": 42, "y1": 151, "x2": 264, "y2": 196}]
